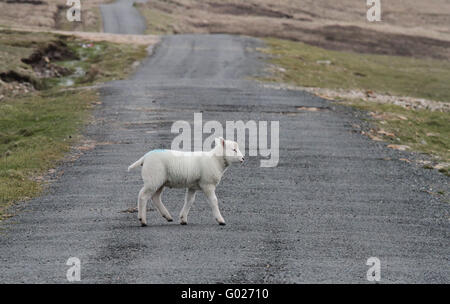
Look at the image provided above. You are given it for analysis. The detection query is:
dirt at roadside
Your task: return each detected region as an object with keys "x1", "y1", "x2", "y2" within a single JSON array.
[
  {"x1": 261, "y1": 83, "x2": 450, "y2": 112},
  {"x1": 21, "y1": 40, "x2": 78, "y2": 78}
]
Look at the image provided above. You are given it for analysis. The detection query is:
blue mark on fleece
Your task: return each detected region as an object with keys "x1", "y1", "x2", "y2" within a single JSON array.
[{"x1": 145, "y1": 149, "x2": 166, "y2": 156}]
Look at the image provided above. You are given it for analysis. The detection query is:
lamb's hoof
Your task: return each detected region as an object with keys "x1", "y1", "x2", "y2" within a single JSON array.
[
  {"x1": 218, "y1": 222, "x2": 226, "y2": 226},
  {"x1": 167, "y1": 218, "x2": 173, "y2": 222},
  {"x1": 140, "y1": 221, "x2": 147, "y2": 227},
  {"x1": 180, "y1": 221, "x2": 187, "y2": 225}
]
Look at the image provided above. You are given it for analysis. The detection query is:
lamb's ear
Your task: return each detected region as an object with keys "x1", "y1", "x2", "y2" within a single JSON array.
[{"x1": 215, "y1": 137, "x2": 225, "y2": 148}]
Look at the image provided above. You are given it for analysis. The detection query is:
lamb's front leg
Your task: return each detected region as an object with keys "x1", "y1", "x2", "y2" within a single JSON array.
[
  {"x1": 180, "y1": 188, "x2": 196, "y2": 225},
  {"x1": 152, "y1": 186, "x2": 173, "y2": 222},
  {"x1": 202, "y1": 185, "x2": 226, "y2": 225}
]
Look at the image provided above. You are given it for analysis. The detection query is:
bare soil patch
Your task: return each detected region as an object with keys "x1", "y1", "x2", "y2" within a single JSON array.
[
  {"x1": 21, "y1": 40, "x2": 78, "y2": 78},
  {"x1": 0, "y1": 35, "x2": 77, "y2": 92},
  {"x1": 0, "y1": 29, "x2": 156, "y2": 101}
]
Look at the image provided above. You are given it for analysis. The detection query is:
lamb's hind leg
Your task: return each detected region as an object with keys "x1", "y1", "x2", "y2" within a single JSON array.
[
  {"x1": 137, "y1": 187, "x2": 152, "y2": 227},
  {"x1": 152, "y1": 186, "x2": 173, "y2": 222}
]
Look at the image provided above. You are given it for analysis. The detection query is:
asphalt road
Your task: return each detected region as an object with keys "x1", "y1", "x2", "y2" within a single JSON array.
[{"x1": 0, "y1": 4, "x2": 449, "y2": 284}]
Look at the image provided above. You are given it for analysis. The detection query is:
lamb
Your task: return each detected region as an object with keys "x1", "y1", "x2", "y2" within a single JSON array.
[{"x1": 127, "y1": 137, "x2": 244, "y2": 226}]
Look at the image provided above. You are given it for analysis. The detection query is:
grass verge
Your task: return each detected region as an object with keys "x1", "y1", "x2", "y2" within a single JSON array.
[
  {"x1": 261, "y1": 38, "x2": 450, "y2": 174},
  {"x1": 0, "y1": 30, "x2": 147, "y2": 218},
  {"x1": 0, "y1": 90, "x2": 94, "y2": 216},
  {"x1": 262, "y1": 38, "x2": 450, "y2": 102}
]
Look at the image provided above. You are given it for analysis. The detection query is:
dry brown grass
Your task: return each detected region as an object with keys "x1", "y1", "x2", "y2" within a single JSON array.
[
  {"x1": 0, "y1": 0, "x2": 110, "y2": 32},
  {"x1": 6, "y1": 28, "x2": 160, "y2": 45},
  {"x1": 137, "y1": 0, "x2": 450, "y2": 60}
]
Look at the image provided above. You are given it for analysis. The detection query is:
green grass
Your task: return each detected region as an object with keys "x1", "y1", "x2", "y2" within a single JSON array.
[
  {"x1": 0, "y1": 90, "x2": 95, "y2": 216},
  {"x1": 262, "y1": 38, "x2": 450, "y2": 102},
  {"x1": 0, "y1": 30, "x2": 147, "y2": 218}
]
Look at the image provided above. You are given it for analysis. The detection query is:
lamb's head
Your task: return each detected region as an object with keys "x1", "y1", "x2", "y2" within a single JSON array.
[{"x1": 214, "y1": 137, "x2": 245, "y2": 164}]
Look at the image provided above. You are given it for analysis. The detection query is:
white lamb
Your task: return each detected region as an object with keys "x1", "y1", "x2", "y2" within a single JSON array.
[{"x1": 127, "y1": 137, "x2": 244, "y2": 226}]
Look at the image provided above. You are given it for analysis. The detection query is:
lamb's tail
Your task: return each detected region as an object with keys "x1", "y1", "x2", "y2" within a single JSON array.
[{"x1": 127, "y1": 156, "x2": 145, "y2": 172}]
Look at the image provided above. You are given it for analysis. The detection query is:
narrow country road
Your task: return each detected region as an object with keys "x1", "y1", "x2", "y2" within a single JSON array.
[
  {"x1": 100, "y1": 0, "x2": 147, "y2": 34},
  {"x1": 0, "y1": 2, "x2": 448, "y2": 283}
]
